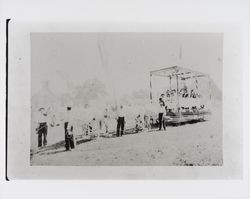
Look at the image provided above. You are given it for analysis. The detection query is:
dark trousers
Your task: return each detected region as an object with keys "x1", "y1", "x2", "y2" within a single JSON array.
[
  {"x1": 158, "y1": 113, "x2": 166, "y2": 130},
  {"x1": 65, "y1": 134, "x2": 75, "y2": 150},
  {"x1": 116, "y1": 117, "x2": 125, "y2": 137},
  {"x1": 38, "y1": 123, "x2": 47, "y2": 147},
  {"x1": 64, "y1": 122, "x2": 75, "y2": 150}
]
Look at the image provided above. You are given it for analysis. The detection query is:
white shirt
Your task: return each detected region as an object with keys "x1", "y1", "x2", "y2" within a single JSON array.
[
  {"x1": 37, "y1": 112, "x2": 47, "y2": 124},
  {"x1": 103, "y1": 109, "x2": 109, "y2": 117},
  {"x1": 159, "y1": 104, "x2": 165, "y2": 113},
  {"x1": 117, "y1": 107, "x2": 125, "y2": 117},
  {"x1": 64, "y1": 111, "x2": 74, "y2": 124},
  {"x1": 65, "y1": 111, "x2": 75, "y2": 133}
]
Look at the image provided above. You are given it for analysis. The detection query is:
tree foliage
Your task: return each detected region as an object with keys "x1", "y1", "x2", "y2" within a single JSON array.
[{"x1": 73, "y1": 79, "x2": 107, "y2": 106}]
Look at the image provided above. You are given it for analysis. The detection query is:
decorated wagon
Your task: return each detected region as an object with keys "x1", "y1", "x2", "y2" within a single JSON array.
[{"x1": 149, "y1": 66, "x2": 212, "y2": 125}]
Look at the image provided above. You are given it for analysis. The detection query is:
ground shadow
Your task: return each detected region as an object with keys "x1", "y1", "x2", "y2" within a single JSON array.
[
  {"x1": 30, "y1": 140, "x2": 66, "y2": 158},
  {"x1": 39, "y1": 148, "x2": 68, "y2": 156},
  {"x1": 31, "y1": 137, "x2": 93, "y2": 158}
]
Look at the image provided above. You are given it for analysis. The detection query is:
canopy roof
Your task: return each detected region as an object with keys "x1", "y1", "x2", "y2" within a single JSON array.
[{"x1": 150, "y1": 66, "x2": 209, "y2": 79}]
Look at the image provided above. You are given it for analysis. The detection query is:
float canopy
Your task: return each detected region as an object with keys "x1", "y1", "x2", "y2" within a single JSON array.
[{"x1": 150, "y1": 66, "x2": 209, "y2": 80}]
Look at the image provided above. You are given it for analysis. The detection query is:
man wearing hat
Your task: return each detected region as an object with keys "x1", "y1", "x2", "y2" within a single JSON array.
[
  {"x1": 116, "y1": 105, "x2": 126, "y2": 137},
  {"x1": 64, "y1": 106, "x2": 75, "y2": 151},
  {"x1": 36, "y1": 107, "x2": 48, "y2": 148}
]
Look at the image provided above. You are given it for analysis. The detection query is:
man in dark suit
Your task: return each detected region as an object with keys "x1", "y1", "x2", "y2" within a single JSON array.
[
  {"x1": 158, "y1": 99, "x2": 166, "y2": 131},
  {"x1": 64, "y1": 106, "x2": 75, "y2": 151},
  {"x1": 116, "y1": 105, "x2": 125, "y2": 137}
]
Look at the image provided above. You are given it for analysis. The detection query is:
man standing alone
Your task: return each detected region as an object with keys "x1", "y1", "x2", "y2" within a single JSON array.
[
  {"x1": 116, "y1": 105, "x2": 125, "y2": 137},
  {"x1": 158, "y1": 99, "x2": 166, "y2": 131},
  {"x1": 64, "y1": 106, "x2": 75, "y2": 151},
  {"x1": 36, "y1": 107, "x2": 48, "y2": 148}
]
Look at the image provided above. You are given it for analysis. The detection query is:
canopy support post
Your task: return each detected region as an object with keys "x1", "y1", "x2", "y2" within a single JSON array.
[
  {"x1": 169, "y1": 76, "x2": 172, "y2": 91},
  {"x1": 169, "y1": 76, "x2": 172, "y2": 106},
  {"x1": 176, "y1": 74, "x2": 180, "y2": 110},
  {"x1": 194, "y1": 75, "x2": 199, "y2": 118},
  {"x1": 176, "y1": 74, "x2": 181, "y2": 123},
  {"x1": 195, "y1": 76, "x2": 198, "y2": 90},
  {"x1": 150, "y1": 74, "x2": 153, "y2": 104}
]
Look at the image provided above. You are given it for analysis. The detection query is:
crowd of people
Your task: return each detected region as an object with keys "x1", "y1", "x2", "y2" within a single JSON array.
[
  {"x1": 34, "y1": 87, "x2": 207, "y2": 151},
  {"x1": 35, "y1": 104, "x2": 157, "y2": 151}
]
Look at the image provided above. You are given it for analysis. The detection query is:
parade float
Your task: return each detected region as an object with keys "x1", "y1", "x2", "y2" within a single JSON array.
[{"x1": 149, "y1": 66, "x2": 212, "y2": 124}]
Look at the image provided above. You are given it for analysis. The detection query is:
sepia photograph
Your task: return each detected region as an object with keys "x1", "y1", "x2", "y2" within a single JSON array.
[
  {"x1": 2, "y1": 0, "x2": 249, "y2": 198},
  {"x1": 30, "y1": 32, "x2": 223, "y2": 166}
]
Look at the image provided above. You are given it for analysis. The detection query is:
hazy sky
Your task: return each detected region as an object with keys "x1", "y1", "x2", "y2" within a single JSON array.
[{"x1": 31, "y1": 32, "x2": 222, "y2": 98}]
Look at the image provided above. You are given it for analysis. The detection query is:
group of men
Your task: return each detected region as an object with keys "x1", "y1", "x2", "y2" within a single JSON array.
[
  {"x1": 35, "y1": 100, "x2": 171, "y2": 151},
  {"x1": 35, "y1": 104, "x2": 127, "y2": 151},
  {"x1": 36, "y1": 106, "x2": 75, "y2": 151}
]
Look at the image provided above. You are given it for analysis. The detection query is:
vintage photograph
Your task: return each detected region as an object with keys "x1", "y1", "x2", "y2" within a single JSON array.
[{"x1": 30, "y1": 32, "x2": 223, "y2": 166}]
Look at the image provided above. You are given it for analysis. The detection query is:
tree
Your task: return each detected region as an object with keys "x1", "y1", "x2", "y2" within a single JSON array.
[
  {"x1": 120, "y1": 89, "x2": 150, "y2": 106},
  {"x1": 73, "y1": 79, "x2": 107, "y2": 106}
]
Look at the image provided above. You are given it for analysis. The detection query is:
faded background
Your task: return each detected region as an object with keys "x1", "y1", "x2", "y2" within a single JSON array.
[{"x1": 31, "y1": 33, "x2": 222, "y2": 101}]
